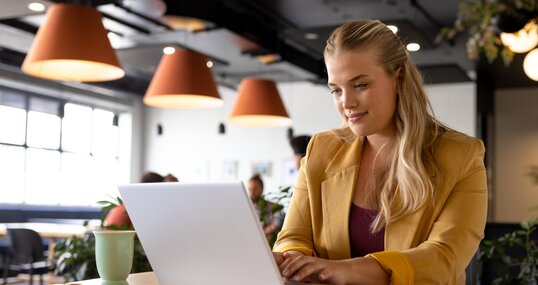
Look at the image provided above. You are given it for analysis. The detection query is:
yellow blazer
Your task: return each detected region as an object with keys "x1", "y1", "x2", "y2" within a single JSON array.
[{"x1": 273, "y1": 128, "x2": 488, "y2": 285}]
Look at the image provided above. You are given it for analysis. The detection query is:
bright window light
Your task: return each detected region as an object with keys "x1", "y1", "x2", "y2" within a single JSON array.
[
  {"x1": 25, "y1": 148, "x2": 61, "y2": 204},
  {"x1": 406, "y1": 43, "x2": 420, "y2": 52},
  {"x1": 92, "y1": 109, "x2": 118, "y2": 157},
  {"x1": 0, "y1": 145, "x2": 25, "y2": 203},
  {"x1": 27, "y1": 111, "x2": 61, "y2": 149},
  {"x1": 0, "y1": 105, "x2": 26, "y2": 145},
  {"x1": 62, "y1": 103, "x2": 92, "y2": 154}
]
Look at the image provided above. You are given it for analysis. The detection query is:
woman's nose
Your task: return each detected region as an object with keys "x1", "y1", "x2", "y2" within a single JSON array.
[{"x1": 341, "y1": 90, "x2": 357, "y2": 109}]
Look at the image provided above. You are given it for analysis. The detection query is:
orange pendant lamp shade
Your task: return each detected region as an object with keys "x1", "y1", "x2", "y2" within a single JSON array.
[
  {"x1": 229, "y1": 78, "x2": 292, "y2": 127},
  {"x1": 21, "y1": 3, "x2": 124, "y2": 82},
  {"x1": 144, "y1": 50, "x2": 223, "y2": 109}
]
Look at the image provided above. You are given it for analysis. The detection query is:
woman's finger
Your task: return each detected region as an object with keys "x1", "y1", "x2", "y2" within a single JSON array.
[
  {"x1": 273, "y1": 252, "x2": 285, "y2": 266},
  {"x1": 282, "y1": 255, "x2": 311, "y2": 278},
  {"x1": 291, "y1": 259, "x2": 326, "y2": 282}
]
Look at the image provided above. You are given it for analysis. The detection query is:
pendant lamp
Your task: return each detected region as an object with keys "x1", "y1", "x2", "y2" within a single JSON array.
[
  {"x1": 500, "y1": 20, "x2": 538, "y2": 53},
  {"x1": 228, "y1": 78, "x2": 292, "y2": 127},
  {"x1": 144, "y1": 50, "x2": 223, "y2": 109},
  {"x1": 523, "y1": 48, "x2": 538, "y2": 81},
  {"x1": 22, "y1": 3, "x2": 124, "y2": 82}
]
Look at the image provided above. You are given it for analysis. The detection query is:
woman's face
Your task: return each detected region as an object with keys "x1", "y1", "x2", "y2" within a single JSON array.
[
  {"x1": 247, "y1": 180, "x2": 263, "y2": 203},
  {"x1": 325, "y1": 49, "x2": 398, "y2": 139}
]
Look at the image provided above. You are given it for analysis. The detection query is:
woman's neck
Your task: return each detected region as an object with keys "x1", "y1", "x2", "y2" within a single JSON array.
[{"x1": 365, "y1": 133, "x2": 394, "y2": 154}]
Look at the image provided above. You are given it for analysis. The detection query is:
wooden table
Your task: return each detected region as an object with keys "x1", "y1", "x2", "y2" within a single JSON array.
[{"x1": 65, "y1": 272, "x2": 158, "y2": 285}]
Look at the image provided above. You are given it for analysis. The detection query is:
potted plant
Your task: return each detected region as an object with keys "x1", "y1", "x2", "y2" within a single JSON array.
[
  {"x1": 437, "y1": 0, "x2": 538, "y2": 65},
  {"x1": 479, "y1": 219, "x2": 538, "y2": 284},
  {"x1": 53, "y1": 197, "x2": 152, "y2": 282}
]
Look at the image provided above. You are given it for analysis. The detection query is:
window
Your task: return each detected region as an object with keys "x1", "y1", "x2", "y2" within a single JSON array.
[
  {"x1": 0, "y1": 105, "x2": 26, "y2": 145},
  {"x1": 0, "y1": 145, "x2": 25, "y2": 203},
  {"x1": 62, "y1": 103, "x2": 92, "y2": 153},
  {"x1": 0, "y1": 91, "x2": 130, "y2": 206}
]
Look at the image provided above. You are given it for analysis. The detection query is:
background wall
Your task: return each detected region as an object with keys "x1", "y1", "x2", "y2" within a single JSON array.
[
  {"x1": 495, "y1": 87, "x2": 538, "y2": 222},
  {"x1": 142, "y1": 81, "x2": 476, "y2": 195}
]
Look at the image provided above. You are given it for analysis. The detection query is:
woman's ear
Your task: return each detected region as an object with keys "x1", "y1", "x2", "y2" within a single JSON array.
[
  {"x1": 394, "y1": 67, "x2": 403, "y2": 90},
  {"x1": 395, "y1": 67, "x2": 403, "y2": 81}
]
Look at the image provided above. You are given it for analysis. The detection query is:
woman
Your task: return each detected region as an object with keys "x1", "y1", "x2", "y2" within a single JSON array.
[
  {"x1": 273, "y1": 19, "x2": 487, "y2": 285},
  {"x1": 248, "y1": 173, "x2": 283, "y2": 240}
]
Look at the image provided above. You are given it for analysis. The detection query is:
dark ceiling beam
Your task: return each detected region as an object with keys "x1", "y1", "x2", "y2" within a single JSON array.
[
  {"x1": 0, "y1": 19, "x2": 38, "y2": 34},
  {"x1": 409, "y1": 0, "x2": 442, "y2": 30},
  {"x1": 99, "y1": 11, "x2": 151, "y2": 34},
  {"x1": 112, "y1": 2, "x2": 173, "y2": 31},
  {"x1": 417, "y1": 64, "x2": 471, "y2": 84},
  {"x1": 47, "y1": 0, "x2": 154, "y2": 34},
  {"x1": 234, "y1": 0, "x2": 298, "y2": 30},
  {"x1": 163, "y1": 0, "x2": 326, "y2": 80}
]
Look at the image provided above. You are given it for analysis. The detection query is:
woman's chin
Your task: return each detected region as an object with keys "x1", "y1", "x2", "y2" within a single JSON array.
[{"x1": 348, "y1": 125, "x2": 371, "y2": 137}]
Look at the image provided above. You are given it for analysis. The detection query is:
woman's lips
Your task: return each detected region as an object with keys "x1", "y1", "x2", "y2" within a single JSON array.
[{"x1": 347, "y1": 111, "x2": 368, "y2": 123}]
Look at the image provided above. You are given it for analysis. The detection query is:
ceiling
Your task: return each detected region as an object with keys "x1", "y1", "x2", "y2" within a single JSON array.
[{"x1": 0, "y1": 0, "x2": 476, "y2": 97}]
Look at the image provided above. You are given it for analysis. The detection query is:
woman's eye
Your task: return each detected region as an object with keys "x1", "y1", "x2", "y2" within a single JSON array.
[
  {"x1": 330, "y1": 89, "x2": 342, "y2": 96},
  {"x1": 354, "y1": 83, "x2": 368, "y2": 90}
]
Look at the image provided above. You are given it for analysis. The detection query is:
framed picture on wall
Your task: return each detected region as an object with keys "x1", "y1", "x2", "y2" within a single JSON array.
[
  {"x1": 222, "y1": 161, "x2": 238, "y2": 180},
  {"x1": 282, "y1": 158, "x2": 298, "y2": 186},
  {"x1": 251, "y1": 161, "x2": 272, "y2": 177}
]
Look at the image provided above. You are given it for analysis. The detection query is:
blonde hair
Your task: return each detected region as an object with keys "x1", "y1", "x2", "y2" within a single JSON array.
[{"x1": 324, "y1": 19, "x2": 446, "y2": 232}]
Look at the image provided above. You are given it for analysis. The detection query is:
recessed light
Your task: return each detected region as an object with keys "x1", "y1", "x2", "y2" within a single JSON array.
[
  {"x1": 206, "y1": 61, "x2": 213, "y2": 68},
  {"x1": 304, "y1": 33, "x2": 319, "y2": 40},
  {"x1": 163, "y1": 47, "x2": 176, "y2": 55},
  {"x1": 387, "y1": 25, "x2": 398, "y2": 34},
  {"x1": 28, "y1": 2, "x2": 45, "y2": 12},
  {"x1": 406, "y1": 43, "x2": 420, "y2": 52},
  {"x1": 255, "y1": 54, "x2": 281, "y2": 64}
]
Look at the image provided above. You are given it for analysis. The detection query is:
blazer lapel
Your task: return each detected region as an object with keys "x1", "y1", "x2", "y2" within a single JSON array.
[{"x1": 321, "y1": 136, "x2": 364, "y2": 260}]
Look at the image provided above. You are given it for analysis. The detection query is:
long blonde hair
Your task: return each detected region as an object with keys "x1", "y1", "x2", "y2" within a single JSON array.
[{"x1": 324, "y1": 19, "x2": 445, "y2": 232}]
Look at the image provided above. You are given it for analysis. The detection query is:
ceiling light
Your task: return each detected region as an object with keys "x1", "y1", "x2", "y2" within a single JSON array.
[
  {"x1": 523, "y1": 48, "x2": 538, "y2": 81},
  {"x1": 255, "y1": 54, "x2": 280, "y2": 64},
  {"x1": 28, "y1": 2, "x2": 46, "y2": 12},
  {"x1": 406, "y1": 43, "x2": 420, "y2": 52},
  {"x1": 162, "y1": 15, "x2": 206, "y2": 32},
  {"x1": 206, "y1": 61, "x2": 213, "y2": 68},
  {"x1": 387, "y1": 25, "x2": 398, "y2": 34},
  {"x1": 163, "y1": 47, "x2": 176, "y2": 55},
  {"x1": 501, "y1": 21, "x2": 538, "y2": 53},
  {"x1": 22, "y1": 3, "x2": 124, "y2": 82},
  {"x1": 304, "y1": 33, "x2": 319, "y2": 40},
  {"x1": 144, "y1": 50, "x2": 224, "y2": 109},
  {"x1": 229, "y1": 78, "x2": 292, "y2": 127}
]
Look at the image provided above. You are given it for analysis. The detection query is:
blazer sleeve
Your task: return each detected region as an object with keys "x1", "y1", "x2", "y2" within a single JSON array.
[
  {"x1": 368, "y1": 139, "x2": 488, "y2": 284},
  {"x1": 272, "y1": 135, "x2": 316, "y2": 256}
]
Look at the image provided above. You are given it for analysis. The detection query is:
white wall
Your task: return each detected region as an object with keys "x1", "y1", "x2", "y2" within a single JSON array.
[
  {"x1": 143, "y1": 82, "x2": 342, "y2": 194},
  {"x1": 143, "y1": 81, "x2": 476, "y2": 195},
  {"x1": 495, "y1": 87, "x2": 538, "y2": 222},
  {"x1": 426, "y1": 83, "x2": 476, "y2": 136}
]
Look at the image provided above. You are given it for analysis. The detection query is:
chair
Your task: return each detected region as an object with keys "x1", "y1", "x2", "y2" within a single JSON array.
[
  {"x1": 2, "y1": 229, "x2": 53, "y2": 285},
  {"x1": 465, "y1": 250, "x2": 479, "y2": 285}
]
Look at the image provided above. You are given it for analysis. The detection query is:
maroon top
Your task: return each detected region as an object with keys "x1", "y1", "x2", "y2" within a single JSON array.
[{"x1": 349, "y1": 203, "x2": 385, "y2": 257}]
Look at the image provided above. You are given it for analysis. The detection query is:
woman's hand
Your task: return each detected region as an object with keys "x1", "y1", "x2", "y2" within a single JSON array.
[
  {"x1": 279, "y1": 254, "x2": 390, "y2": 285},
  {"x1": 273, "y1": 250, "x2": 304, "y2": 266}
]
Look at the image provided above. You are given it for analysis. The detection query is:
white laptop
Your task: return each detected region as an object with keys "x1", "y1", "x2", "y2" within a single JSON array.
[{"x1": 119, "y1": 182, "x2": 305, "y2": 285}]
